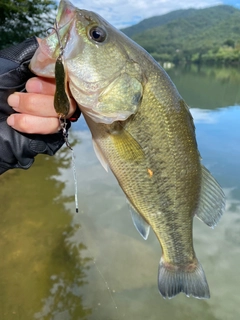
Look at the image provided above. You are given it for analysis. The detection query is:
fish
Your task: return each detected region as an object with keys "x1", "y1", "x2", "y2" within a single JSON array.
[{"x1": 30, "y1": 0, "x2": 225, "y2": 299}]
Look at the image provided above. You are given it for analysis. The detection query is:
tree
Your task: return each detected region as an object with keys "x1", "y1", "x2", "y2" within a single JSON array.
[
  {"x1": 223, "y1": 39, "x2": 235, "y2": 48},
  {"x1": 0, "y1": 0, "x2": 57, "y2": 49}
]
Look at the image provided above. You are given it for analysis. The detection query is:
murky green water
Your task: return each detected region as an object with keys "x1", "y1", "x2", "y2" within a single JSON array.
[{"x1": 1, "y1": 64, "x2": 240, "y2": 320}]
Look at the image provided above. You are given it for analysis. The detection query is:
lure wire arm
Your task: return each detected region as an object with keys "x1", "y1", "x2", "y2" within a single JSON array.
[{"x1": 46, "y1": 19, "x2": 64, "y2": 58}]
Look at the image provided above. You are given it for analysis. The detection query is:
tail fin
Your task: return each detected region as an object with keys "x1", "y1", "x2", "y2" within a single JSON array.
[{"x1": 158, "y1": 257, "x2": 210, "y2": 299}]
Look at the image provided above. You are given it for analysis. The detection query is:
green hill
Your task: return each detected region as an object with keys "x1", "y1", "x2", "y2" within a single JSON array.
[
  {"x1": 121, "y1": 5, "x2": 240, "y2": 65},
  {"x1": 122, "y1": 8, "x2": 197, "y2": 37}
]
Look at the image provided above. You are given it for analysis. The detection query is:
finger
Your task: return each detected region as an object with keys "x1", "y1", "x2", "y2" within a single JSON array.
[
  {"x1": 8, "y1": 92, "x2": 56, "y2": 116},
  {"x1": 26, "y1": 77, "x2": 56, "y2": 95},
  {"x1": 7, "y1": 92, "x2": 77, "y2": 118},
  {"x1": 7, "y1": 114, "x2": 61, "y2": 134}
]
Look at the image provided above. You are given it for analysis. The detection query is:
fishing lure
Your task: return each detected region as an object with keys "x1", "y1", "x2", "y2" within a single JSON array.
[
  {"x1": 50, "y1": 21, "x2": 79, "y2": 213},
  {"x1": 54, "y1": 49, "x2": 70, "y2": 117},
  {"x1": 52, "y1": 20, "x2": 70, "y2": 142}
]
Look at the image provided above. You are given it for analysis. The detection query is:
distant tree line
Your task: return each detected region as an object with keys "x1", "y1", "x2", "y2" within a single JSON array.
[
  {"x1": 148, "y1": 41, "x2": 240, "y2": 65},
  {"x1": 124, "y1": 5, "x2": 240, "y2": 66},
  {"x1": 2, "y1": 2, "x2": 240, "y2": 66},
  {"x1": 147, "y1": 39, "x2": 240, "y2": 66}
]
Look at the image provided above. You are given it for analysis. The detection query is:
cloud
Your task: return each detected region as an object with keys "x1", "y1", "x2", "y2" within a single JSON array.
[
  {"x1": 65, "y1": 0, "x2": 223, "y2": 28},
  {"x1": 190, "y1": 108, "x2": 219, "y2": 124}
]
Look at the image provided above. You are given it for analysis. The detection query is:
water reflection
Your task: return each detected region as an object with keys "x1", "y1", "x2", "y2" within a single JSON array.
[
  {"x1": 65, "y1": 120, "x2": 240, "y2": 320},
  {"x1": 0, "y1": 142, "x2": 91, "y2": 320},
  {"x1": 191, "y1": 106, "x2": 240, "y2": 188},
  {"x1": 34, "y1": 225, "x2": 92, "y2": 320},
  {"x1": 167, "y1": 65, "x2": 240, "y2": 109},
  {"x1": 1, "y1": 66, "x2": 240, "y2": 319}
]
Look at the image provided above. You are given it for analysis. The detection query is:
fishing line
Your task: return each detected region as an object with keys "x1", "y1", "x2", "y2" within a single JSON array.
[
  {"x1": 93, "y1": 259, "x2": 120, "y2": 317},
  {"x1": 71, "y1": 149, "x2": 79, "y2": 213},
  {"x1": 79, "y1": 215, "x2": 122, "y2": 318},
  {"x1": 59, "y1": 110, "x2": 79, "y2": 214},
  {"x1": 52, "y1": 20, "x2": 79, "y2": 213},
  {"x1": 49, "y1": 18, "x2": 120, "y2": 316},
  {"x1": 62, "y1": 130, "x2": 79, "y2": 214}
]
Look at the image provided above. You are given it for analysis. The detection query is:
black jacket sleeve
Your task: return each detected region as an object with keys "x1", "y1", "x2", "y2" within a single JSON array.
[{"x1": 0, "y1": 37, "x2": 69, "y2": 174}]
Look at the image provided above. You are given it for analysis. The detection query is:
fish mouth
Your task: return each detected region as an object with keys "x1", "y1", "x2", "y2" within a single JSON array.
[
  {"x1": 32, "y1": 1, "x2": 76, "y2": 62},
  {"x1": 50, "y1": 0, "x2": 77, "y2": 59},
  {"x1": 29, "y1": 0, "x2": 78, "y2": 76},
  {"x1": 56, "y1": 0, "x2": 76, "y2": 28}
]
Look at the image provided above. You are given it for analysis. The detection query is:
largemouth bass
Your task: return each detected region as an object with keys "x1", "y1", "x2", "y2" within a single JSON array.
[{"x1": 30, "y1": 0, "x2": 225, "y2": 299}]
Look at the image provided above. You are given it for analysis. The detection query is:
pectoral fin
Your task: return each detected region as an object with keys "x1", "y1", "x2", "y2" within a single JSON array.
[
  {"x1": 195, "y1": 165, "x2": 225, "y2": 228},
  {"x1": 110, "y1": 125, "x2": 145, "y2": 162},
  {"x1": 127, "y1": 200, "x2": 150, "y2": 240}
]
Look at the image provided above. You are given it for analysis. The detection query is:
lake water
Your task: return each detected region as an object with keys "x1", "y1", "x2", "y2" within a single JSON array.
[{"x1": 1, "y1": 64, "x2": 240, "y2": 320}]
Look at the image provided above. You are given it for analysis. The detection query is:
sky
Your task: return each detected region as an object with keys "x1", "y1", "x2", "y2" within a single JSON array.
[{"x1": 59, "y1": 0, "x2": 240, "y2": 29}]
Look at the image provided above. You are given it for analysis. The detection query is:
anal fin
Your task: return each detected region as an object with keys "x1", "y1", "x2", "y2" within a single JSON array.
[{"x1": 127, "y1": 200, "x2": 150, "y2": 240}]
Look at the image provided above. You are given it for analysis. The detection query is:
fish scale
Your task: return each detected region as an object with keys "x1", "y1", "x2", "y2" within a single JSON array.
[
  {"x1": 84, "y1": 79, "x2": 200, "y2": 265},
  {"x1": 30, "y1": 0, "x2": 225, "y2": 299}
]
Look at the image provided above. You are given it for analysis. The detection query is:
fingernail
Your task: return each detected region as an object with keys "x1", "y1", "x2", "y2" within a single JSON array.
[
  {"x1": 8, "y1": 93, "x2": 20, "y2": 108},
  {"x1": 7, "y1": 115, "x2": 15, "y2": 127}
]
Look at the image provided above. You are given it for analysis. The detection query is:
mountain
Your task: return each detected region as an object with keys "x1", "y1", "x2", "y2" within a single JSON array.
[
  {"x1": 121, "y1": 5, "x2": 240, "y2": 64},
  {"x1": 122, "y1": 8, "x2": 197, "y2": 37}
]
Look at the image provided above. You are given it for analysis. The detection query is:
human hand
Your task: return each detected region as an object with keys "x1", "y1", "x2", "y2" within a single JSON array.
[
  {"x1": 7, "y1": 76, "x2": 78, "y2": 134},
  {"x1": 0, "y1": 37, "x2": 79, "y2": 174}
]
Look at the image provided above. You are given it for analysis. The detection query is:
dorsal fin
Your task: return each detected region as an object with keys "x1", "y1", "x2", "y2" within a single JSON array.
[{"x1": 195, "y1": 165, "x2": 225, "y2": 228}]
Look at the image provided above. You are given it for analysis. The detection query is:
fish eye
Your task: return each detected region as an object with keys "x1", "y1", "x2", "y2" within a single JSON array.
[{"x1": 89, "y1": 26, "x2": 107, "y2": 43}]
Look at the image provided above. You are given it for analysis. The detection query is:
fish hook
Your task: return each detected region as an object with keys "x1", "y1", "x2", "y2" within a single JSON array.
[{"x1": 46, "y1": 19, "x2": 64, "y2": 58}]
